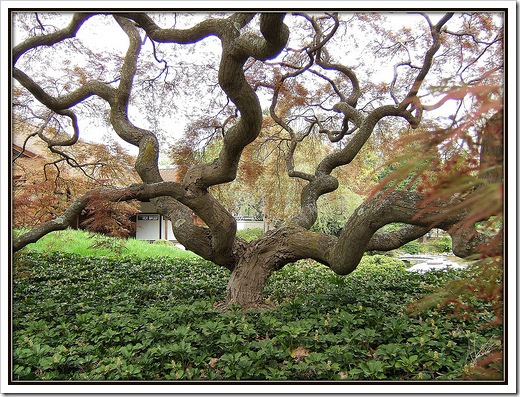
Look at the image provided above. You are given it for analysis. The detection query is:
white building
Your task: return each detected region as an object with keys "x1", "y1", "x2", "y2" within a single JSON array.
[
  {"x1": 133, "y1": 167, "x2": 274, "y2": 242},
  {"x1": 135, "y1": 203, "x2": 271, "y2": 242},
  {"x1": 135, "y1": 201, "x2": 178, "y2": 242}
]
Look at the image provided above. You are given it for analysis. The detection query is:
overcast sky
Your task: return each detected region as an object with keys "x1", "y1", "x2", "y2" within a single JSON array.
[{"x1": 7, "y1": 8, "x2": 509, "y2": 162}]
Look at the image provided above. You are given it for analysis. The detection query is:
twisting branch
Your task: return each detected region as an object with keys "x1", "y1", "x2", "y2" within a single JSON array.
[
  {"x1": 115, "y1": 13, "x2": 289, "y2": 266},
  {"x1": 267, "y1": 21, "x2": 320, "y2": 186},
  {"x1": 118, "y1": 12, "x2": 241, "y2": 44},
  {"x1": 284, "y1": 13, "x2": 454, "y2": 229},
  {"x1": 397, "y1": 13, "x2": 454, "y2": 121},
  {"x1": 318, "y1": 102, "x2": 364, "y2": 142},
  {"x1": 328, "y1": 189, "x2": 471, "y2": 275},
  {"x1": 285, "y1": 121, "x2": 317, "y2": 182},
  {"x1": 37, "y1": 109, "x2": 80, "y2": 147},
  {"x1": 164, "y1": 13, "x2": 289, "y2": 188},
  {"x1": 13, "y1": 181, "x2": 183, "y2": 253},
  {"x1": 292, "y1": 12, "x2": 340, "y2": 57},
  {"x1": 13, "y1": 68, "x2": 116, "y2": 109},
  {"x1": 389, "y1": 60, "x2": 421, "y2": 104},
  {"x1": 13, "y1": 13, "x2": 95, "y2": 63}
]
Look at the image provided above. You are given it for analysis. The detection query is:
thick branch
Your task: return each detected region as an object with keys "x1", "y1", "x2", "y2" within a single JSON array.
[
  {"x1": 178, "y1": 14, "x2": 288, "y2": 262},
  {"x1": 367, "y1": 225, "x2": 431, "y2": 251},
  {"x1": 118, "y1": 12, "x2": 245, "y2": 44},
  {"x1": 316, "y1": 104, "x2": 419, "y2": 176},
  {"x1": 13, "y1": 13, "x2": 95, "y2": 64},
  {"x1": 288, "y1": 175, "x2": 339, "y2": 229},
  {"x1": 183, "y1": 13, "x2": 288, "y2": 189},
  {"x1": 13, "y1": 181, "x2": 230, "y2": 261},
  {"x1": 108, "y1": 16, "x2": 163, "y2": 183},
  {"x1": 236, "y1": 14, "x2": 290, "y2": 61},
  {"x1": 328, "y1": 190, "x2": 467, "y2": 275},
  {"x1": 13, "y1": 195, "x2": 90, "y2": 252},
  {"x1": 13, "y1": 68, "x2": 116, "y2": 109},
  {"x1": 479, "y1": 110, "x2": 503, "y2": 184}
]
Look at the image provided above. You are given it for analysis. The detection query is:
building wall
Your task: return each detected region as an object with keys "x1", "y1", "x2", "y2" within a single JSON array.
[
  {"x1": 236, "y1": 220, "x2": 265, "y2": 231},
  {"x1": 135, "y1": 202, "x2": 177, "y2": 241},
  {"x1": 135, "y1": 203, "x2": 269, "y2": 241},
  {"x1": 135, "y1": 214, "x2": 159, "y2": 240}
]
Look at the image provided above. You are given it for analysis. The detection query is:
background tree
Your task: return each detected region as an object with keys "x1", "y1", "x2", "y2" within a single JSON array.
[
  {"x1": 174, "y1": 118, "x2": 365, "y2": 231},
  {"x1": 12, "y1": 11, "x2": 504, "y2": 308}
]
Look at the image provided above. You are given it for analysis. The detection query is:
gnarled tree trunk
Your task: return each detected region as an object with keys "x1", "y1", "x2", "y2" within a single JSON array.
[
  {"x1": 224, "y1": 226, "x2": 334, "y2": 307},
  {"x1": 226, "y1": 254, "x2": 275, "y2": 307}
]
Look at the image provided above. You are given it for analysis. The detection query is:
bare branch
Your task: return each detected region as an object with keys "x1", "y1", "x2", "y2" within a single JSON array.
[
  {"x1": 13, "y1": 13, "x2": 95, "y2": 64},
  {"x1": 13, "y1": 68, "x2": 116, "y2": 109},
  {"x1": 33, "y1": 12, "x2": 45, "y2": 32},
  {"x1": 398, "y1": 13, "x2": 454, "y2": 115},
  {"x1": 13, "y1": 113, "x2": 52, "y2": 161}
]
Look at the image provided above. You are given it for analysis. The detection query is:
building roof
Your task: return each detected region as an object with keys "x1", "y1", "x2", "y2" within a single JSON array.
[{"x1": 12, "y1": 143, "x2": 40, "y2": 159}]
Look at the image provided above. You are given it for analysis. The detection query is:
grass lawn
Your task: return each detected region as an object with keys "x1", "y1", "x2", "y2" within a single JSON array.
[{"x1": 16, "y1": 229, "x2": 198, "y2": 260}]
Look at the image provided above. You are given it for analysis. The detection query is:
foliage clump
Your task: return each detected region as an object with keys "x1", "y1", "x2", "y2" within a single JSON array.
[{"x1": 236, "y1": 228, "x2": 264, "y2": 242}]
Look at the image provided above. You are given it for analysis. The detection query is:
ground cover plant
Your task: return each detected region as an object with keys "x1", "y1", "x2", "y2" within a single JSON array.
[{"x1": 12, "y1": 252, "x2": 501, "y2": 381}]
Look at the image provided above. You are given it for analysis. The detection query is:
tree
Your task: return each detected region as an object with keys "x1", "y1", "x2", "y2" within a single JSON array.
[
  {"x1": 12, "y1": 112, "x2": 141, "y2": 237},
  {"x1": 12, "y1": 11, "x2": 504, "y2": 308}
]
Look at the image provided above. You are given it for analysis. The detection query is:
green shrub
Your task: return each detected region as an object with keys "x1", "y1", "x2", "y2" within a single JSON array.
[
  {"x1": 401, "y1": 240, "x2": 422, "y2": 254},
  {"x1": 357, "y1": 254, "x2": 407, "y2": 271},
  {"x1": 236, "y1": 228, "x2": 264, "y2": 242},
  {"x1": 435, "y1": 236, "x2": 452, "y2": 253},
  {"x1": 421, "y1": 236, "x2": 453, "y2": 254}
]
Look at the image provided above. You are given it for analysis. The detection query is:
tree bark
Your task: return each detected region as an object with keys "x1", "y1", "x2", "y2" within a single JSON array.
[
  {"x1": 224, "y1": 226, "x2": 334, "y2": 307},
  {"x1": 226, "y1": 254, "x2": 274, "y2": 307}
]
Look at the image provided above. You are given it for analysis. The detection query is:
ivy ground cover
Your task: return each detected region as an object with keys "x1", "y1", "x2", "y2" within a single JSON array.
[{"x1": 12, "y1": 252, "x2": 501, "y2": 381}]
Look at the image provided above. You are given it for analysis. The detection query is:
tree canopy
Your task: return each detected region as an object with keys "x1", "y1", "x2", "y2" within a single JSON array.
[{"x1": 11, "y1": 10, "x2": 504, "y2": 307}]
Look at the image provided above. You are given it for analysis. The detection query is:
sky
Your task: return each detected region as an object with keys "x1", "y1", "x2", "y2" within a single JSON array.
[
  {"x1": 6, "y1": 7, "x2": 512, "y2": 167},
  {"x1": 9, "y1": 11, "x2": 454, "y2": 158}
]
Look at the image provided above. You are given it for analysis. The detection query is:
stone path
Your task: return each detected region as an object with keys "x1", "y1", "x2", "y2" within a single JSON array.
[{"x1": 399, "y1": 254, "x2": 467, "y2": 273}]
